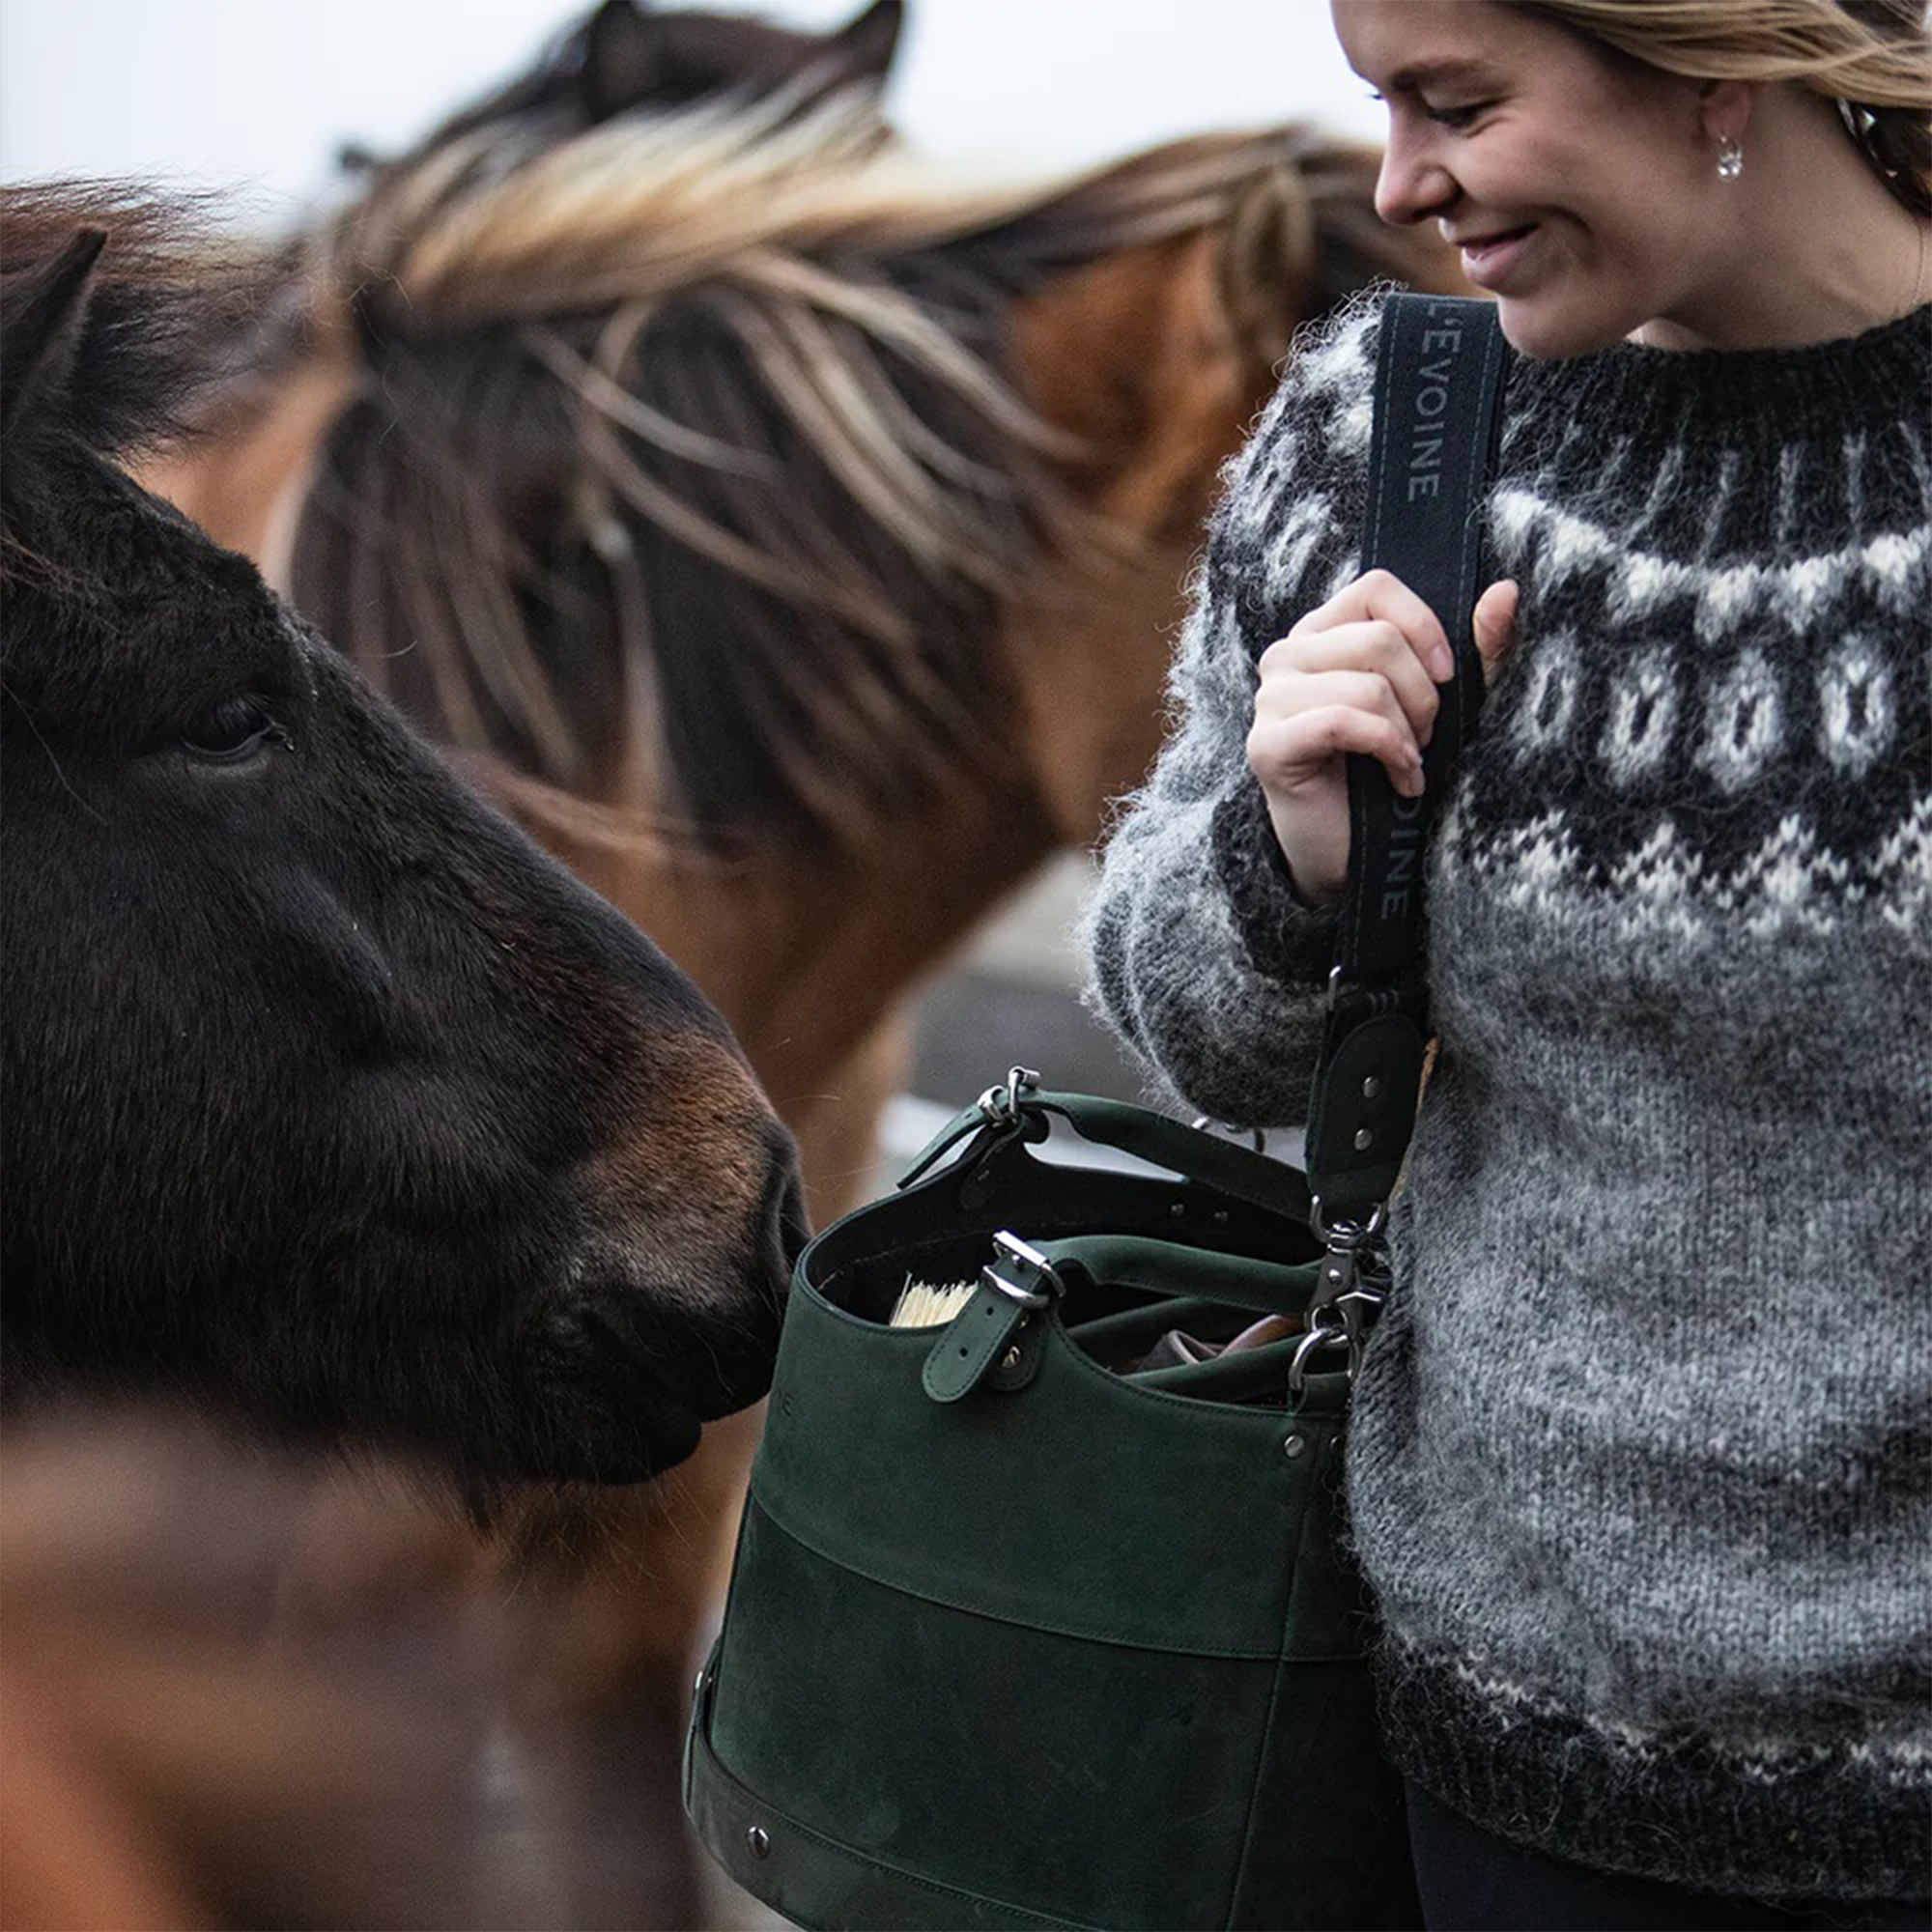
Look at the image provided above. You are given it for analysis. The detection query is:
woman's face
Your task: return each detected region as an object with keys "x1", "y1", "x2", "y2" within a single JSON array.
[{"x1": 1331, "y1": 0, "x2": 1733, "y2": 356}]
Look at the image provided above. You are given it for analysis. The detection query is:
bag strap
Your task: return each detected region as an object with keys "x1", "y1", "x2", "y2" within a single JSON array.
[
  {"x1": 1299, "y1": 295, "x2": 1507, "y2": 1360},
  {"x1": 1303, "y1": 295, "x2": 1507, "y2": 1225}
]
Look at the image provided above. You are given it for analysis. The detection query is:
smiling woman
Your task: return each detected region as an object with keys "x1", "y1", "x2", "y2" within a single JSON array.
[
  {"x1": 1337, "y1": 0, "x2": 1932, "y2": 355},
  {"x1": 1085, "y1": 0, "x2": 1932, "y2": 1924}
]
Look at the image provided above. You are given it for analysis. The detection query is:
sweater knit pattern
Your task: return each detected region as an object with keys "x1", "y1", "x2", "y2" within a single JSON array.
[{"x1": 1085, "y1": 293, "x2": 1932, "y2": 1901}]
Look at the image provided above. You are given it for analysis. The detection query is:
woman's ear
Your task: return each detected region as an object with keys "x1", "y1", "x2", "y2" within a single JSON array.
[{"x1": 1697, "y1": 77, "x2": 1763, "y2": 149}]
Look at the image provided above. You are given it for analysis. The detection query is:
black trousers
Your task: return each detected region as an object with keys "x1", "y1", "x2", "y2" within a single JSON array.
[{"x1": 1405, "y1": 1783, "x2": 1931, "y2": 1932}]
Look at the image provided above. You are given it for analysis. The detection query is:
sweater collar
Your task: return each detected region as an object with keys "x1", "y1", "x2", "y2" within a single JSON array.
[{"x1": 1504, "y1": 299, "x2": 1931, "y2": 446}]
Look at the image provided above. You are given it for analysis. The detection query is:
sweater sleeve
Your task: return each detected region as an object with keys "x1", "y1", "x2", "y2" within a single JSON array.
[{"x1": 1082, "y1": 297, "x2": 1379, "y2": 1128}]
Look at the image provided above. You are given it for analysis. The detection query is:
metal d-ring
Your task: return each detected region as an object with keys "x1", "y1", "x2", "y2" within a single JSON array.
[
  {"x1": 977, "y1": 1065, "x2": 1041, "y2": 1127},
  {"x1": 1287, "y1": 1321, "x2": 1350, "y2": 1395}
]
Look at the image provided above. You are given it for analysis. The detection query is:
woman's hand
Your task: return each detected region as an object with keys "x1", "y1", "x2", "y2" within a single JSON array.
[{"x1": 1245, "y1": 571, "x2": 1519, "y2": 905}]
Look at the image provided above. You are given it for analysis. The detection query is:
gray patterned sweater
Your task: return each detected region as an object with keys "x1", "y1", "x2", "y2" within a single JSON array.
[{"x1": 1086, "y1": 294, "x2": 1932, "y2": 1902}]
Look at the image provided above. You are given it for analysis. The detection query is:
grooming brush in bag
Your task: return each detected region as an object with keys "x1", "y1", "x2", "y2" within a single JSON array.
[{"x1": 684, "y1": 294, "x2": 1507, "y2": 1931}]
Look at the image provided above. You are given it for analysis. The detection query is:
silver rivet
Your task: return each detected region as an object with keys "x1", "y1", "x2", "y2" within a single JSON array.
[
  {"x1": 1353, "y1": 1128, "x2": 1374, "y2": 1151},
  {"x1": 1001, "y1": 1347, "x2": 1022, "y2": 1372},
  {"x1": 1362, "y1": 1076, "x2": 1382, "y2": 1099},
  {"x1": 747, "y1": 1826, "x2": 771, "y2": 1860},
  {"x1": 1283, "y1": 1434, "x2": 1308, "y2": 1460},
  {"x1": 1170, "y1": 1203, "x2": 1186, "y2": 1219}
]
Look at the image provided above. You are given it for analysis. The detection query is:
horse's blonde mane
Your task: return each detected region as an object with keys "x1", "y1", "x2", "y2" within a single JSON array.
[
  {"x1": 318, "y1": 93, "x2": 1322, "y2": 333},
  {"x1": 281, "y1": 93, "x2": 1444, "y2": 842}
]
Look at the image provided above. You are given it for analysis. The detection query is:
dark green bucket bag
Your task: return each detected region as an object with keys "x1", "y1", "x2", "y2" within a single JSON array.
[
  {"x1": 685, "y1": 1081, "x2": 1416, "y2": 1930},
  {"x1": 684, "y1": 295, "x2": 1507, "y2": 1931}
]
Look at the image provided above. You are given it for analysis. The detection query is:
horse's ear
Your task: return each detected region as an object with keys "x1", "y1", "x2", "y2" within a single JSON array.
[
  {"x1": 1, "y1": 227, "x2": 105, "y2": 441},
  {"x1": 823, "y1": 0, "x2": 904, "y2": 87},
  {"x1": 580, "y1": 0, "x2": 668, "y2": 124}
]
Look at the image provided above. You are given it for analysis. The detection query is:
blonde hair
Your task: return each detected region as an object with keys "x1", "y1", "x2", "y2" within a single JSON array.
[{"x1": 1521, "y1": 1, "x2": 1932, "y2": 213}]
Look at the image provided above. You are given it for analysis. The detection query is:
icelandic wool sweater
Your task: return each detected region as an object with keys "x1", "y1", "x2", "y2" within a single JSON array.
[{"x1": 1086, "y1": 294, "x2": 1932, "y2": 1903}]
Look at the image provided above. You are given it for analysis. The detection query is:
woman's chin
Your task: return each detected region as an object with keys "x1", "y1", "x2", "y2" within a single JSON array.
[{"x1": 1494, "y1": 290, "x2": 1634, "y2": 362}]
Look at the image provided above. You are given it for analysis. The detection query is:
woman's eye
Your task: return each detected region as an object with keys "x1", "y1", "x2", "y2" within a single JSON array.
[
  {"x1": 181, "y1": 697, "x2": 291, "y2": 763},
  {"x1": 1425, "y1": 101, "x2": 1490, "y2": 129}
]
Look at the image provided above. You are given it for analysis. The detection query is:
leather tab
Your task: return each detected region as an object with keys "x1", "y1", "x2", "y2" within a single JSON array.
[
  {"x1": 1304, "y1": 1013, "x2": 1427, "y2": 1216},
  {"x1": 923, "y1": 1236, "x2": 1059, "y2": 1404},
  {"x1": 922, "y1": 1282, "x2": 1034, "y2": 1404}
]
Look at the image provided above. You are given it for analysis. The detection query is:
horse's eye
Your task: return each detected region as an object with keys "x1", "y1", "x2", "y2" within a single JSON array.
[{"x1": 181, "y1": 696, "x2": 290, "y2": 764}]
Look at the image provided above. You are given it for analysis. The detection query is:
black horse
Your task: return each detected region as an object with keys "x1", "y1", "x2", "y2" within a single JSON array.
[{"x1": 0, "y1": 188, "x2": 803, "y2": 1490}]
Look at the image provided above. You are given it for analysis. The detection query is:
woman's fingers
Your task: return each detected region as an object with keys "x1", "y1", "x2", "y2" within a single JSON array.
[
  {"x1": 1248, "y1": 693, "x2": 1426, "y2": 799},
  {"x1": 1303, "y1": 568, "x2": 1453, "y2": 682},
  {"x1": 1264, "y1": 622, "x2": 1442, "y2": 747},
  {"x1": 1473, "y1": 578, "x2": 1520, "y2": 682},
  {"x1": 1245, "y1": 571, "x2": 1519, "y2": 902}
]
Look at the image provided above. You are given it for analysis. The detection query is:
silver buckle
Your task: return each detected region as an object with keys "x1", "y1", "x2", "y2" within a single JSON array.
[
  {"x1": 980, "y1": 1230, "x2": 1062, "y2": 1311},
  {"x1": 1309, "y1": 1195, "x2": 1389, "y2": 1246}
]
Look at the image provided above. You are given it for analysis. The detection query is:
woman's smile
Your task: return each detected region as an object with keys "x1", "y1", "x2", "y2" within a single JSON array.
[{"x1": 1451, "y1": 223, "x2": 1538, "y2": 289}]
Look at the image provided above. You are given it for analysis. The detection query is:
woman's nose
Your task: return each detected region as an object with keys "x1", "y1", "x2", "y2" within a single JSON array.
[{"x1": 1376, "y1": 132, "x2": 1455, "y2": 228}]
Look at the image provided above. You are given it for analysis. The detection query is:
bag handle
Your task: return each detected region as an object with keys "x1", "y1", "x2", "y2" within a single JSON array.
[
  {"x1": 1040, "y1": 1236, "x2": 1319, "y2": 1317},
  {"x1": 898, "y1": 1072, "x2": 1313, "y2": 1228}
]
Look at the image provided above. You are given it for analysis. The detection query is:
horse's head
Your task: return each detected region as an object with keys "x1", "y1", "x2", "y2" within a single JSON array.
[
  {"x1": 348, "y1": 0, "x2": 904, "y2": 171},
  {"x1": 0, "y1": 190, "x2": 803, "y2": 1488}
]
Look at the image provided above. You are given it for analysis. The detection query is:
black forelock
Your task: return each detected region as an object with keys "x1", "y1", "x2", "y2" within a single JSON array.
[{"x1": 0, "y1": 184, "x2": 271, "y2": 468}]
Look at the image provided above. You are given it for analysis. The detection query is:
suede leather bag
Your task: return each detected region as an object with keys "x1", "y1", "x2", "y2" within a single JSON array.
[{"x1": 683, "y1": 1083, "x2": 1420, "y2": 1931}]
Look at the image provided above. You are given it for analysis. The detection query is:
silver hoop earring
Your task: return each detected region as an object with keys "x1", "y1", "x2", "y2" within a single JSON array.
[{"x1": 1717, "y1": 136, "x2": 1744, "y2": 182}]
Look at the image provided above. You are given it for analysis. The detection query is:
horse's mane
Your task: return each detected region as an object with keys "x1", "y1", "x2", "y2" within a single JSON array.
[
  {"x1": 0, "y1": 185, "x2": 270, "y2": 469},
  {"x1": 269, "y1": 97, "x2": 1446, "y2": 846}
]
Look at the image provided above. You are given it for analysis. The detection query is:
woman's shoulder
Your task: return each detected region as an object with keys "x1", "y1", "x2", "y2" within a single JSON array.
[
  {"x1": 1208, "y1": 291, "x2": 1386, "y2": 581},
  {"x1": 1242, "y1": 291, "x2": 1385, "y2": 472}
]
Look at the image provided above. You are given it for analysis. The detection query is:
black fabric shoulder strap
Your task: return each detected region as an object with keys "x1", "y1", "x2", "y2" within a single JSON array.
[
  {"x1": 1303, "y1": 294, "x2": 1507, "y2": 1225},
  {"x1": 1344, "y1": 294, "x2": 1508, "y2": 986}
]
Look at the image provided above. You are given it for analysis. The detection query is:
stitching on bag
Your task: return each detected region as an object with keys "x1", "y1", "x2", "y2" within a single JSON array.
[{"x1": 745, "y1": 1492, "x2": 1296, "y2": 1662}]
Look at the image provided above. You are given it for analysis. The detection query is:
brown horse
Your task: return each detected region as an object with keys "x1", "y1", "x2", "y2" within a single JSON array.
[{"x1": 141, "y1": 91, "x2": 1462, "y2": 1920}]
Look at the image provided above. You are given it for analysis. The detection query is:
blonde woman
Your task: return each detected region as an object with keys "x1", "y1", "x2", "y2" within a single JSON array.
[{"x1": 1088, "y1": 1, "x2": 1931, "y2": 1923}]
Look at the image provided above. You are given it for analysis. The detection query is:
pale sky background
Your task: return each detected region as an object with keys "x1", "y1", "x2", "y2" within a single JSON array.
[{"x1": 1, "y1": 0, "x2": 1386, "y2": 228}]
